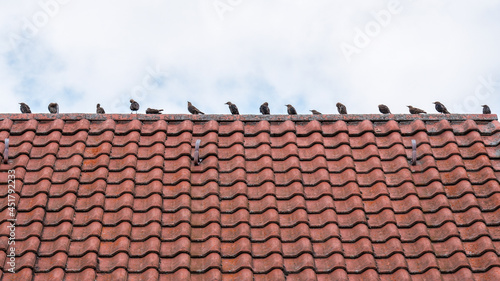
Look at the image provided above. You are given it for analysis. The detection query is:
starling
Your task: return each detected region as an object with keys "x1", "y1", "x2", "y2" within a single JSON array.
[
  {"x1": 19, "y1": 102, "x2": 31, "y2": 113},
  {"x1": 433, "y1": 101, "x2": 450, "y2": 114},
  {"x1": 378, "y1": 104, "x2": 391, "y2": 114},
  {"x1": 187, "y1": 101, "x2": 204, "y2": 114},
  {"x1": 482, "y1": 105, "x2": 491, "y2": 114},
  {"x1": 225, "y1": 102, "x2": 239, "y2": 115},
  {"x1": 336, "y1": 102, "x2": 347, "y2": 114},
  {"x1": 130, "y1": 99, "x2": 140, "y2": 113},
  {"x1": 285, "y1": 104, "x2": 297, "y2": 115},
  {"x1": 407, "y1": 105, "x2": 426, "y2": 114},
  {"x1": 146, "y1": 108, "x2": 163, "y2": 114},
  {"x1": 260, "y1": 102, "x2": 270, "y2": 115},
  {"x1": 96, "y1": 103, "x2": 105, "y2": 114},
  {"x1": 48, "y1": 103, "x2": 59, "y2": 114},
  {"x1": 310, "y1": 110, "x2": 322, "y2": 115}
]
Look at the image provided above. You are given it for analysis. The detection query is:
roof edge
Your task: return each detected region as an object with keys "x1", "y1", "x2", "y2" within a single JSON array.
[{"x1": 0, "y1": 113, "x2": 497, "y2": 122}]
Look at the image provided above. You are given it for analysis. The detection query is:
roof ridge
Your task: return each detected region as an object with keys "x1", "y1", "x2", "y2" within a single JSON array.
[{"x1": 0, "y1": 113, "x2": 497, "y2": 122}]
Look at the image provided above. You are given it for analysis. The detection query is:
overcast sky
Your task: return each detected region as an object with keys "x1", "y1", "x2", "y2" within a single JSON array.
[{"x1": 1, "y1": 1, "x2": 499, "y2": 115}]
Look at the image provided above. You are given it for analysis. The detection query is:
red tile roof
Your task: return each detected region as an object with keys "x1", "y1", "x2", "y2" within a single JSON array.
[{"x1": 1, "y1": 113, "x2": 500, "y2": 280}]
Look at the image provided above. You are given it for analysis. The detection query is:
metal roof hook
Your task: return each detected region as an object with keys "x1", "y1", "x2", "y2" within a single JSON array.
[
  {"x1": 410, "y1": 139, "x2": 417, "y2": 166},
  {"x1": 193, "y1": 139, "x2": 203, "y2": 166},
  {"x1": 3, "y1": 138, "x2": 9, "y2": 164}
]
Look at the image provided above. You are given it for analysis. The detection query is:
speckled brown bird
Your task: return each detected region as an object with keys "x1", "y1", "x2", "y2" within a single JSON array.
[
  {"x1": 48, "y1": 103, "x2": 59, "y2": 114},
  {"x1": 19, "y1": 102, "x2": 31, "y2": 113},
  {"x1": 96, "y1": 103, "x2": 105, "y2": 114},
  {"x1": 260, "y1": 102, "x2": 270, "y2": 115},
  {"x1": 225, "y1": 102, "x2": 239, "y2": 115},
  {"x1": 482, "y1": 105, "x2": 491, "y2": 114},
  {"x1": 310, "y1": 110, "x2": 322, "y2": 115},
  {"x1": 130, "y1": 99, "x2": 139, "y2": 113},
  {"x1": 378, "y1": 104, "x2": 391, "y2": 114},
  {"x1": 407, "y1": 105, "x2": 426, "y2": 114},
  {"x1": 433, "y1": 101, "x2": 450, "y2": 114},
  {"x1": 146, "y1": 108, "x2": 163, "y2": 114},
  {"x1": 285, "y1": 104, "x2": 297, "y2": 115},
  {"x1": 188, "y1": 101, "x2": 204, "y2": 114},
  {"x1": 336, "y1": 102, "x2": 347, "y2": 114}
]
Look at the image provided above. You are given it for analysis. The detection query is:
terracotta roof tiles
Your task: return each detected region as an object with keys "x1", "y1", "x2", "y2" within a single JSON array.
[{"x1": 0, "y1": 113, "x2": 499, "y2": 279}]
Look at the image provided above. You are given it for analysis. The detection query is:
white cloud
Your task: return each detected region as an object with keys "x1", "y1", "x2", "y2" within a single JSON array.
[{"x1": 1, "y1": 0, "x2": 499, "y2": 114}]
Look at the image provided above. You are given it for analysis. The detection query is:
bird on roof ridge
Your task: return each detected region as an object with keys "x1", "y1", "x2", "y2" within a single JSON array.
[
  {"x1": 285, "y1": 104, "x2": 297, "y2": 115},
  {"x1": 146, "y1": 108, "x2": 163, "y2": 114},
  {"x1": 378, "y1": 104, "x2": 391, "y2": 114},
  {"x1": 19, "y1": 102, "x2": 31, "y2": 113},
  {"x1": 260, "y1": 102, "x2": 270, "y2": 115},
  {"x1": 336, "y1": 102, "x2": 347, "y2": 114},
  {"x1": 225, "y1": 101, "x2": 239, "y2": 115},
  {"x1": 96, "y1": 103, "x2": 105, "y2": 114},
  {"x1": 433, "y1": 101, "x2": 450, "y2": 114},
  {"x1": 188, "y1": 101, "x2": 204, "y2": 114},
  {"x1": 407, "y1": 105, "x2": 426, "y2": 114},
  {"x1": 482, "y1": 105, "x2": 491, "y2": 114},
  {"x1": 130, "y1": 99, "x2": 139, "y2": 114},
  {"x1": 48, "y1": 103, "x2": 59, "y2": 114},
  {"x1": 310, "y1": 109, "x2": 321, "y2": 115}
]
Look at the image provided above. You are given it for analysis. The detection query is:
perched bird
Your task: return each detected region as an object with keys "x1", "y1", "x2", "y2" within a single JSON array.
[
  {"x1": 19, "y1": 102, "x2": 31, "y2": 113},
  {"x1": 260, "y1": 102, "x2": 270, "y2": 115},
  {"x1": 310, "y1": 110, "x2": 322, "y2": 115},
  {"x1": 48, "y1": 103, "x2": 59, "y2": 114},
  {"x1": 285, "y1": 104, "x2": 297, "y2": 115},
  {"x1": 336, "y1": 102, "x2": 347, "y2": 114},
  {"x1": 433, "y1": 101, "x2": 450, "y2": 114},
  {"x1": 482, "y1": 105, "x2": 491, "y2": 114},
  {"x1": 187, "y1": 101, "x2": 204, "y2": 114},
  {"x1": 96, "y1": 104, "x2": 105, "y2": 114},
  {"x1": 407, "y1": 105, "x2": 426, "y2": 114},
  {"x1": 225, "y1": 101, "x2": 239, "y2": 115},
  {"x1": 130, "y1": 99, "x2": 140, "y2": 114},
  {"x1": 146, "y1": 108, "x2": 163, "y2": 114},
  {"x1": 378, "y1": 104, "x2": 391, "y2": 114}
]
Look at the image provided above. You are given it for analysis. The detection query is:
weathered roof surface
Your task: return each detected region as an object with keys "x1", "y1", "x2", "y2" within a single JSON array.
[{"x1": 0, "y1": 113, "x2": 499, "y2": 280}]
